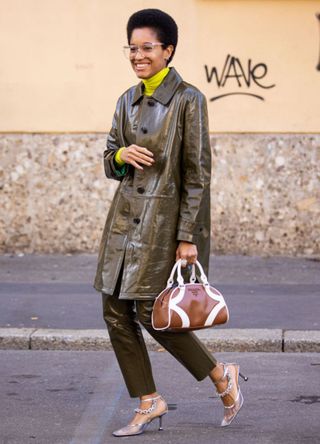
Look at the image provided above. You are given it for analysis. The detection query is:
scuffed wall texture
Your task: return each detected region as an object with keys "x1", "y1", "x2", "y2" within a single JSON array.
[{"x1": 0, "y1": 134, "x2": 319, "y2": 256}]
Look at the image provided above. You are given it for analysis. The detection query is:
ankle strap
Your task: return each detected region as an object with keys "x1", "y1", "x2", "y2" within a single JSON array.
[
  {"x1": 215, "y1": 366, "x2": 233, "y2": 398},
  {"x1": 135, "y1": 395, "x2": 163, "y2": 415}
]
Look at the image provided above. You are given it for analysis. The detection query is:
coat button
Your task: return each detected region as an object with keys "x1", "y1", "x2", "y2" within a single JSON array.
[
  {"x1": 147, "y1": 100, "x2": 155, "y2": 107},
  {"x1": 137, "y1": 187, "x2": 145, "y2": 194},
  {"x1": 141, "y1": 127, "x2": 148, "y2": 134},
  {"x1": 133, "y1": 218, "x2": 141, "y2": 224}
]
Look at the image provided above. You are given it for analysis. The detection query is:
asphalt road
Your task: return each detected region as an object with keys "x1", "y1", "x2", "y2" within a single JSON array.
[
  {"x1": 1, "y1": 350, "x2": 319, "y2": 444},
  {"x1": 1, "y1": 254, "x2": 319, "y2": 443},
  {"x1": 0, "y1": 254, "x2": 319, "y2": 330}
]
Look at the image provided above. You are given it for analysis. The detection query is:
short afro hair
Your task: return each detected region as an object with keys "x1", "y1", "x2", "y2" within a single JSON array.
[{"x1": 127, "y1": 9, "x2": 178, "y2": 65}]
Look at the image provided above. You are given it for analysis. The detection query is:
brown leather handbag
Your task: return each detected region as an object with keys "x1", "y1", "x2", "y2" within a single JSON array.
[{"x1": 151, "y1": 259, "x2": 229, "y2": 332}]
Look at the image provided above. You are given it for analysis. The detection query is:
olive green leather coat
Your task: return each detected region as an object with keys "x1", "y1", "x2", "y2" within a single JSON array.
[{"x1": 94, "y1": 67, "x2": 211, "y2": 299}]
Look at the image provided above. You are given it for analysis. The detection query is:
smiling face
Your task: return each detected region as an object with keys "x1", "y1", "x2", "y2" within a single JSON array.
[{"x1": 129, "y1": 27, "x2": 173, "y2": 79}]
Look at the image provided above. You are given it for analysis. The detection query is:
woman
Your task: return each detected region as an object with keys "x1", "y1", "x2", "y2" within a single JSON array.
[{"x1": 94, "y1": 8, "x2": 246, "y2": 437}]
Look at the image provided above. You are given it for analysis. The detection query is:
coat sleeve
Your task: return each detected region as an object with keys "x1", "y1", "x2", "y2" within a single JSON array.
[
  {"x1": 103, "y1": 97, "x2": 129, "y2": 181},
  {"x1": 177, "y1": 91, "x2": 211, "y2": 243}
]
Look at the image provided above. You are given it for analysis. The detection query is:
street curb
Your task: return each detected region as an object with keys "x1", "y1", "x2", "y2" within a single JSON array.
[
  {"x1": 283, "y1": 330, "x2": 320, "y2": 352},
  {"x1": 0, "y1": 328, "x2": 320, "y2": 352}
]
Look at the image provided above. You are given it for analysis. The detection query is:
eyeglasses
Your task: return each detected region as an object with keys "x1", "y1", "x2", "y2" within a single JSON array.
[{"x1": 123, "y1": 42, "x2": 165, "y2": 59}]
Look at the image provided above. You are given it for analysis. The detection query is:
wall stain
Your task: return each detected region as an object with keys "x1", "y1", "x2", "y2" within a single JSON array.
[{"x1": 316, "y1": 13, "x2": 320, "y2": 70}]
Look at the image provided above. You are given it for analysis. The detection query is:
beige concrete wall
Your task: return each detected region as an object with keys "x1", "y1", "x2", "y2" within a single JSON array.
[{"x1": 0, "y1": 0, "x2": 319, "y2": 132}]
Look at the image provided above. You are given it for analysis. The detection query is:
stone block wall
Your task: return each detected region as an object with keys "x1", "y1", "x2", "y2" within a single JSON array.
[
  {"x1": 0, "y1": 134, "x2": 319, "y2": 255},
  {"x1": 210, "y1": 135, "x2": 319, "y2": 255}
]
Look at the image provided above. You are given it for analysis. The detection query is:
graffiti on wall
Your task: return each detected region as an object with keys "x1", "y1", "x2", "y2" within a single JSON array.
[
  {"x1": 205, "y1": 54, "x2": 275, "y2": 102},
  {"x1": 316, "y1": 13, "x2": 320, "y2": 70}
]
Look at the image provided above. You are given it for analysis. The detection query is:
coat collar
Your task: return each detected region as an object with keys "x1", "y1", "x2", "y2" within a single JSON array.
[{"x1": 132, "y1": 67, "x2": 183, "y2": 106}]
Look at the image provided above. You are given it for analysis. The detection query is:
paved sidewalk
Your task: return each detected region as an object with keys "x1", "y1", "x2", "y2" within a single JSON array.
[{"x1": 0, "y1": 254, "x2": 319, "y2": 351}]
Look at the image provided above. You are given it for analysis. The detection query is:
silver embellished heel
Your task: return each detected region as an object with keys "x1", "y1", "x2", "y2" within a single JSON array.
[
  {"x1": 112, "y1": 395, "x2": 168, "y2": 437},
  {"x1": 214, "y1": 362, "x2": 248, "y2": 427}
]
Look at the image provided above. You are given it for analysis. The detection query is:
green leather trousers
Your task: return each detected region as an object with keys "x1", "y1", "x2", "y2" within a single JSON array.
[{"x1": 102, "y1": 268, "x2": 217, "y2": 398}]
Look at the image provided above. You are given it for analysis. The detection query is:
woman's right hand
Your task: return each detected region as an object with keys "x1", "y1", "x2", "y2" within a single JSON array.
[{"x1": 120, "y1": 145, "x2": 155, "y2": 170}]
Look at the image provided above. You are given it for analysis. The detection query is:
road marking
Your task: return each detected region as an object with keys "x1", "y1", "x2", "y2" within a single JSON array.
[{"x1": 69, "y1": 360, "x2": 125, "y2": 444}]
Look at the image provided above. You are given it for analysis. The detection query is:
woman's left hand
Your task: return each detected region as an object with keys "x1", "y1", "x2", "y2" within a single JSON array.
[{"x1": 176, "y1": 241, "x2": 198, "y2": 267}]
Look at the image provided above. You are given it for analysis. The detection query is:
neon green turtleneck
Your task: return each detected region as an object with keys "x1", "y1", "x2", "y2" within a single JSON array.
[
  {"x1": 141, "y1": 66, "x2": 170, "y2": 96},
  {"x1": 114, "y1": 67, "x2": 170, "y2": 167}
]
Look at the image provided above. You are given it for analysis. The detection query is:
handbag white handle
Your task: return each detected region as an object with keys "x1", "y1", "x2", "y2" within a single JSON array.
[
  {"x1": 167, "y1": 259, "x2": 184, "y2": 287},
  {"x1": 167, "y1": 259, "x2": 209, "y2": 288},
  {"x1": 190, "y1": 261, "x2": 209, "y2": 286}
]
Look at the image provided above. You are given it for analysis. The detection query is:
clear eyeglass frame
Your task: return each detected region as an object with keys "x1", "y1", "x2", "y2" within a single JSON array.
[{"x1": 123, "y1": 42, "x2": 165, "y2": 59}]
